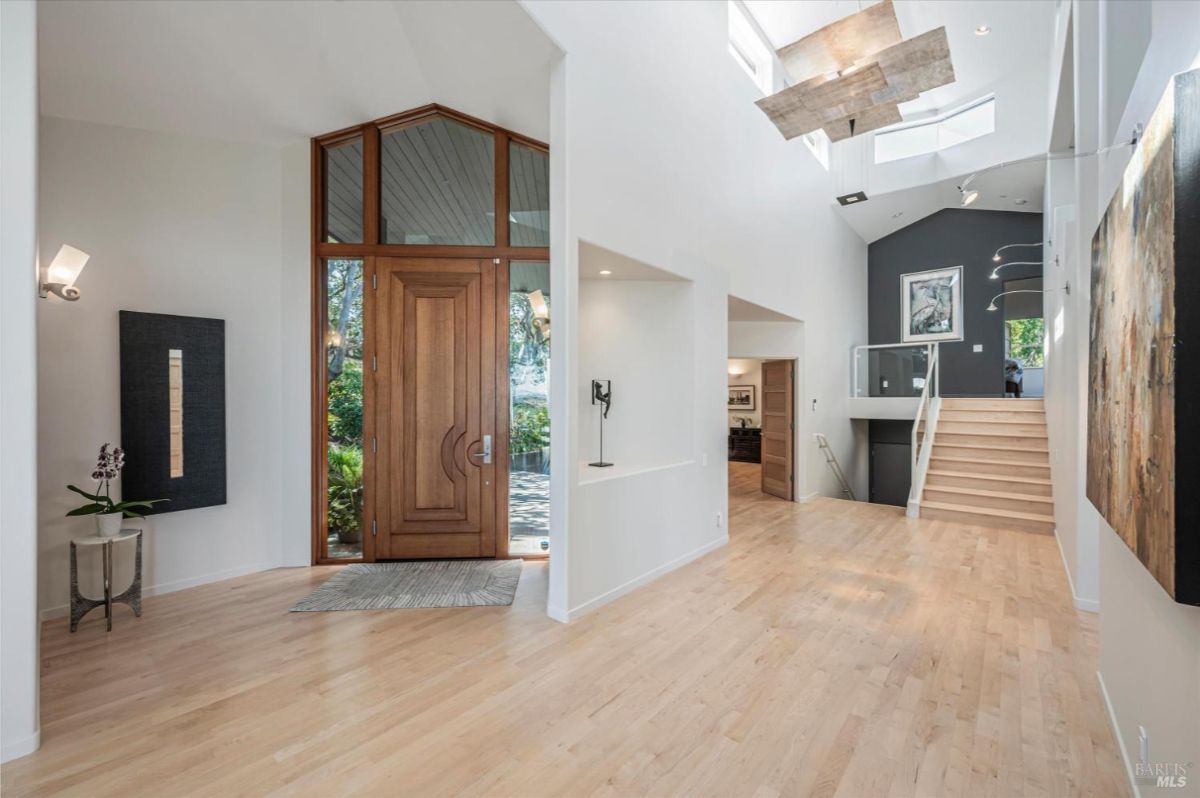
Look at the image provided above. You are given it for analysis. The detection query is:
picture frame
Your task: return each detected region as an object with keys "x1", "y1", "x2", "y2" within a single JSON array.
[
  {"x1": 901, "y1": 265, "x2": 963, "y2": 343},
  {"x1": 728, "y1": 385, "x2": 756, "y2": 410}
]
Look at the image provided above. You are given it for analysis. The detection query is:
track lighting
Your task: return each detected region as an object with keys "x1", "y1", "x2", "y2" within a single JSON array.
[
  {"x1": 986, "y1": 282, "x2": 1069, "y2": 312},
  {"x1": 992, "y1": 242, "x2": 1043, "y2": 262},
  {"x1": 989, "y1": 260, "x2": 1044, "y2": 279},
  {"x1": 958, "y1": 125, "x2": 1142, "y2": 207}
]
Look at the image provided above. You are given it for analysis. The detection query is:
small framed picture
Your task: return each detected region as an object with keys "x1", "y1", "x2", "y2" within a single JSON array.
[
  {"x1": 728, "y1": 385, "x2": 756, "y2": 410},
  {"x1": 901, "y1": 265, "x2": 963, "y2": 342}
]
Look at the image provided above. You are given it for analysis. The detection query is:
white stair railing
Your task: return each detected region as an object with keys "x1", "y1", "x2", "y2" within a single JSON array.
[
  {"x1": 814, "y1": 433, "x2": 856, "y2": 501},
  {"x1": 907, "y1": 343, "x2": 940, "y2": 518}
]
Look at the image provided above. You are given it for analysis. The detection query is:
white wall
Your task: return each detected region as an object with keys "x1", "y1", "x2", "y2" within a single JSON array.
[
  {"x1": 36, "y1": 117, "x2": 290, "y2": 615},
  {"x1": 1043, "y1": 1, "x2": 1200, "y2": 792},
  {"x1": 1, "y1": 0, "x2": 42, "y2": 764},
  {"x1": 578, "y1": 279, "x2": 694, "y2": 469},
  {"x1": 727, "y1": 359, "x2": 762, "y2": 427},
  {"x1": 524, "y1": 0, "x2": 868, "y2": 619}
]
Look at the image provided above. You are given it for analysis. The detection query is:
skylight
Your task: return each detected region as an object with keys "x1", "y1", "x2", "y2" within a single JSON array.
[
  {"x1": 728, "y1": 1, "x2": 773, "y2": 97},
  {"x1": 874, "y1": 97, "x2": 996, "y2": 164}
]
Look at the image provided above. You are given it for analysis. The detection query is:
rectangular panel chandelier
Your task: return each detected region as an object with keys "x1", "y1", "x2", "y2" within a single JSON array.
[{"x1": 756, "y1": 0, "x2": 955, "y2": 142}]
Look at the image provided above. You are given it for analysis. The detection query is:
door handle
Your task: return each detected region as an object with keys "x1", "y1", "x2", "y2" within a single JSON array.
[{"x1": 470, "y1": 434, "x2": 492, "y2": 464}]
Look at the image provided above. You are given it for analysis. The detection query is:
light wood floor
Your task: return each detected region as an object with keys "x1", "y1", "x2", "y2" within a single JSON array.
[{"x1": 3, "y1": 462, "x2": 1126, "y2": 797}]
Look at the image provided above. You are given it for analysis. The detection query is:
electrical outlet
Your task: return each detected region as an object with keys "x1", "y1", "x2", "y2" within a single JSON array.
[
  {"x1": 1138, "y1": 726, "x2": 1148, "y2": 764},
  {"x1": 716, "y1": 511, "x2": 723, "y2": 528},
  {"x1": 973, "y1": 344, "x2": 983, "y2": 353},
  {"x1": 701, "y1": 452, "x2": 708, "y2": 467}
]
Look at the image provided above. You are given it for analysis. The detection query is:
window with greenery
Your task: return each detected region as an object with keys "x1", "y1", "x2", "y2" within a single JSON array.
[
  {"x1": 325, "y1": 259, "x2": 365, "y2": 559},
  {"x1": 508, "y1": 261, "x2": 550, "y2": 555},
  {"x1": 1005, "y1": 317, "x2": 1045, "y2": 368}
]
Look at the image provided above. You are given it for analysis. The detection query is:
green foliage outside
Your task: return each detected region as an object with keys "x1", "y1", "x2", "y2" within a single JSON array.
[
  {"x1": 511, "y1": 402, "x2": 549, "y2": 454},
  {"x1": 1006, "y1": 318, "x2": 1045, "y2": 368},
  {"x1": 328, "y1": 359, "x2": 363, "y2": 442},
  {"x1": 327, "y1": 442, "x2": 364, "y2": 544}
]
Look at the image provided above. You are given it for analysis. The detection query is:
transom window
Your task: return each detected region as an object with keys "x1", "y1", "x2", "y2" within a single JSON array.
[{"x1": 874, "y1": 97, "x2": 996, "y2": 164}]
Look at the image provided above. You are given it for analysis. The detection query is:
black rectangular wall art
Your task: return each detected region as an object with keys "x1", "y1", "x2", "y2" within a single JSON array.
[{"x1": 119, "y1": 311, "x2": 226, "y2": 514}]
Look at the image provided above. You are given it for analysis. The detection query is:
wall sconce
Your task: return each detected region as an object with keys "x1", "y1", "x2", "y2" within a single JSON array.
[
  {"x1": 987, "y1": 282, "x2": 1069, "y2": 312},
  {"x1": 992, "y1": 242, "x2": 1043, "y2": 262},
  {"x1": 39, "y1": 245, "x2": 90, "y2": 301},
  {"x1": 528, "y1": 289, "x2": 550, "y2": 340},
  {"x1": 989, "y1": 260, "x2": 1044, "y2": 280}
]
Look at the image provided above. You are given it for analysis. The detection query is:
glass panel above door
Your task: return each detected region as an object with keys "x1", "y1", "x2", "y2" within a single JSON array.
[
  {"x1": 380, "y1": 116, "x2": 496, "y2": 246},
  {"x1": 509, "y1": 141, "x2": 549, "y2": 247},
  {"x1": 323, "y1": 138, "x2": 363, "y2": 244}
]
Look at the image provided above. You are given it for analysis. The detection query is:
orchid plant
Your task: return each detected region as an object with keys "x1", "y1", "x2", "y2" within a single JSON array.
[{"x1": 67, "y1": 443, "x2": 166, "y2": 518}]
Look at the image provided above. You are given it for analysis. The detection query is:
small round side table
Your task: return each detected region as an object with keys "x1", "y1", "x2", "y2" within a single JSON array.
[{"x1": 70, "y1": 529, "x2": 143, "y2": 633}]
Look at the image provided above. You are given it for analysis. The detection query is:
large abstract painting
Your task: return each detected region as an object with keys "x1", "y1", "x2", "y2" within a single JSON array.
[
  {"x1": 1087, "y1": 68, "x2": 1199, "y2": 606},
  {"x1": 901, "y1": 265, "x2": 962, "y2": 342},
  {"x1": 120, "y1": 311, "x2": 226, "y2": 514}
]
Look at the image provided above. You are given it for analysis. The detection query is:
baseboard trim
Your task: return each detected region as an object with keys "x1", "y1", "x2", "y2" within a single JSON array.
[
  {"x1": 1097, "y1": 670, "x2": 1142, "y2": 798},
  {"x1": 798, "y1": 492, "x2": 820, "y2": 503},
  {"x1": 1, "y1": 730, "x2": 40, "y2": 763},
  {"x1": 1052, "y1": 529, "x2": 1100, "y2": 613},
  {"x1": 39, "y1": 561, "x2": 275, "y2": 621},
  {"x1": 558, "y1": 536, "x2": 728, "y2": 623}
]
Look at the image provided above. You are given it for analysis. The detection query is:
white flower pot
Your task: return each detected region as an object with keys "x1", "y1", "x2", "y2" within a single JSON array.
[{"x1": 96, "y1": 513, "x2": 123, "y2": 537}]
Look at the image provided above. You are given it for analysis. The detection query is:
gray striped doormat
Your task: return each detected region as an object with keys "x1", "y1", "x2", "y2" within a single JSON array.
[{"x1": 290, "y1": 560, "x2": 522, "y2": 612}]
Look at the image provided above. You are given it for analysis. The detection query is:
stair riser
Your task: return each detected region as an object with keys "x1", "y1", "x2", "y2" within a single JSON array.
[
  {"x1": 926, "y1": 473, "x2": 1053, "y2": 496},
  {"x1": 934, "y1": 421, "x2": 1048, "y2": 436},
  {"x1": 932, "y1": 445, "x2": 1047, "y2": 463},
  {"x1": 929, "y1": 458, "x2": 1050, "y2": 477},
  {"x1": 940, "y1": 400, "x2": 1044, "y2": 412},
  {"x1": 939, "y1": 410, "x2": 1047, "y2": 423},
  {"x1": 930, "y1": 433, "x2": 1049, "y2": 448},
  {"x1": 922, "y1": 488, "x2": 1054, "y2": 514},
  {"x1": 922, "y1": 505, "x2": 1055, "y2": 534}
]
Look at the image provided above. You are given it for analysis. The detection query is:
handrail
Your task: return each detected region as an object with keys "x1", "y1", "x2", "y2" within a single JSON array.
[
  {"x1": 907, "y1": 343, "x2": 940, "y2": 518},
  {"x1": 814, "y1": 433, "x2": 856, "y2": 501}
]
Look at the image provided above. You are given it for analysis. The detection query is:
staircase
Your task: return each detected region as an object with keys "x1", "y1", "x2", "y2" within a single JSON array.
[{"x1": 918, "y1": 398, "x2": 1055, "y2": 533}]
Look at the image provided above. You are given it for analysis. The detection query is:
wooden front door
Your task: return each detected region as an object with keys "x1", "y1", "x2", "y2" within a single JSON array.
[
  {"x1": 372, "y1": 257, "x2": 499, "y2": 559},
  {"x1": 760, "y1": 360, "x2": 794, "y2": 501}
]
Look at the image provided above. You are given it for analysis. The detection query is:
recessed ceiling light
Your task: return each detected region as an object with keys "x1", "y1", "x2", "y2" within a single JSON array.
[
  {"x1": 1013, "y1": 198, "x2": 1028, "y2": 205},
  {"x1": 975, "y1": 25, "x2": 991, "y2": 36},
  {"x1": 599, "y1": 270, "x2": 612, "y2": 275}
]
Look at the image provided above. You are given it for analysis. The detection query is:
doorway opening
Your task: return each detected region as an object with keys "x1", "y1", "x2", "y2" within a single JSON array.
[
  {"x1": 727, "y1": 357, "x2": 796, "y2": 501},
  {"x1": 1002, "y1": 277, "x2": 1045, "y2": 397},
  {"x1": 311, "y1": 104, "x2": 549, "y2": 564}
]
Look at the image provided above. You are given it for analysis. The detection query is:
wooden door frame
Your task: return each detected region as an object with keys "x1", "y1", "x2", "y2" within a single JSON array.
[
  {"x1": 727, "y1": 354, "x2": 800, "y2": 502},
  {"x1": 310, "y1": 103, "x2": 548, "y2": 565}
]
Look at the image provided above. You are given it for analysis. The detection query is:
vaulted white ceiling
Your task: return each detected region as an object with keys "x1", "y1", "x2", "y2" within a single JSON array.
[{"x1": 38, "y1": 0, "x2": 559, "y2": 145}]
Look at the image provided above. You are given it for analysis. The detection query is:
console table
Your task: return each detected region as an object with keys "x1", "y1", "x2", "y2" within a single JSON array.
[
  {"x1": 70, "y1": 529, "x2": 143, "y2": 633},
  {"x1": 729, "y1": 427, "x2": 762, "y2": 463}
]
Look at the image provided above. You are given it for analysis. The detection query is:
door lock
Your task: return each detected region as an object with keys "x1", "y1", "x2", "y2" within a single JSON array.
[{"x1": 470, "y1": 434, "x2": 492, "y2": 464}]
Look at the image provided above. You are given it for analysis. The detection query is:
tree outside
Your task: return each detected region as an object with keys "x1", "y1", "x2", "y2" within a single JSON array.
[
  {"x1": 326, "y1": 259, "x2": 364, "y2": 554},
  {"x1": 1005, "y1": 317, "x2": 1045, "y2": 368}
]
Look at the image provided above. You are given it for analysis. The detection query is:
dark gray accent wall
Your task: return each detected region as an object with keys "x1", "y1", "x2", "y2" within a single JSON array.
[{"x1": 868, "y1": 209, "x2": 1044, "y2": 397}]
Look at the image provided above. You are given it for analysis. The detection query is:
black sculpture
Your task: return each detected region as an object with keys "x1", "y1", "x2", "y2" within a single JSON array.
[{"x1": 589, "y1": 379, "x2": 613, "y2": 467}]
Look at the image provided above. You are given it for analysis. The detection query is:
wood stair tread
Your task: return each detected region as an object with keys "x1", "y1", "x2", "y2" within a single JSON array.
[
  {"x1": 927, "y1": 469, "x2": 1051, "y2": 485},
  {"x1": 933, "y1": 442, "x2": 1050, "y2": 454},
  {"x1": 923, "y1": 484, "x2": 1053, "y2": 504},
  {"x1": 930, "y1": 455, "x2": 1049, "y2": 467},
  {"x1": 921, "y1": 429, "x2": 1048, "y2": 439},
  {"x1": 920, "y1": 500, "x2": 1055, "y2": 524}
]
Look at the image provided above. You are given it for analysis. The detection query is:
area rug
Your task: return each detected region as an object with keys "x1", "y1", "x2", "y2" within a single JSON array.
[{"x1": 290, "y1": 559, "x2": 522, "y2": 612}]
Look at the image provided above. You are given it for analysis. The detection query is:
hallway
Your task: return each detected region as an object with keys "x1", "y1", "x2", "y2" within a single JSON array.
[{"x1": 4, "y1": 467, "x2": 1126, "y2": 797}]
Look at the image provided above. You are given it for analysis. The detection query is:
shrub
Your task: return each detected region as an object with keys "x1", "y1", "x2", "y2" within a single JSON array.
[
  {"x1": 511, "y1": 402, "x2": 549, "y2": 454},
  {"x1": 328, "y1": 358, "x2": 363, "y2": 443},
  {"x1": 327, "y1": 442, "x2": 364, "y2": 544}
]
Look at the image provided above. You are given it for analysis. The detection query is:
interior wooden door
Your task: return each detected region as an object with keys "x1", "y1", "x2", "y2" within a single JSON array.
[
  {"x1": 373, "y1": 257, "x2": 498, "y2": 559},
  {"x1": 760, "y1": 360, "x2": 794, "y2": 500}
]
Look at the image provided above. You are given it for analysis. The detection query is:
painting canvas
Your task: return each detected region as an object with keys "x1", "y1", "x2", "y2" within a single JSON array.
[
  {"x1": 120, "y1": 311, "x2": 226, "y2": 514},
  {"x1": 728, "y1": 386, "x2": 756, "y2": 410},
  {"x1": 1086, "y1": 68, "x2": 1199, "y2": 606},
  {"x1": 901, "y1": 265, "x2": 962, "y2": 342}
]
